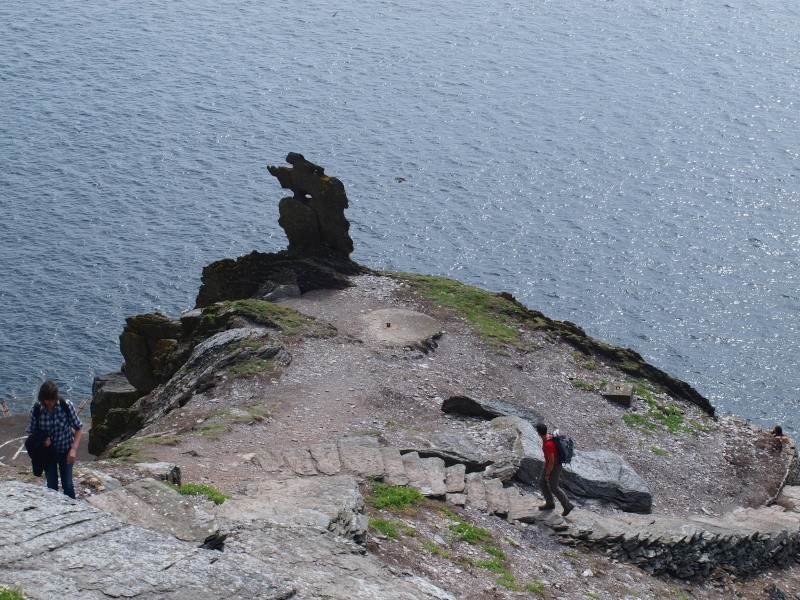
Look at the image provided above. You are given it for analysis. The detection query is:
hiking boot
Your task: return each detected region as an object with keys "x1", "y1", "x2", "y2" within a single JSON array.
[
  {"x1": 538, "y1": 504, "x2": 555, "y2": 511},
  {"x1": 562, "y1": 503, "x2": 574, "y2": 517}
]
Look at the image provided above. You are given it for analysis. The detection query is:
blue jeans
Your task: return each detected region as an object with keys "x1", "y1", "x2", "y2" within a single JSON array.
[{"x1": 44, "y1": 450, "x2": 75, "y2": 499}]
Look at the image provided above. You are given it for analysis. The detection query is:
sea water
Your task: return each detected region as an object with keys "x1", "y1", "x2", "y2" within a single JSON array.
[{"x1": 1, "y1": 0, "x2": 798, "y2": 434}]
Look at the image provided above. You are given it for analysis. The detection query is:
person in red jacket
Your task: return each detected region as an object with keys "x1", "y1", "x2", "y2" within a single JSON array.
[{"x1": 536, "y1": 422, "x2": 574, "y2": 517}]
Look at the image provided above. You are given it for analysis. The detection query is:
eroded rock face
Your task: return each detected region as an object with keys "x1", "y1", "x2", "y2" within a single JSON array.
[
  {"x1": 132, "y1": 327, "x2": 291, "y2": 431},
  {"x1": 268, "y1": 152, "x2": 354, "y2": 258},
  {"x1": 195, "y1": 250, "x2": 363, "y2": 308}
]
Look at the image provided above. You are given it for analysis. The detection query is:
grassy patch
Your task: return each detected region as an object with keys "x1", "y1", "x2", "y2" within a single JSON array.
[
  {"x1": 0, "y1": 587, "x2": 25, "y2": 600},
  {"x1": 370, "y1": 483, "x2": 425, "y2": 511},
  {"x1": 227, "y1": 357, "x2": 276, "y2": 379},
  {"x1": 481, "y1": 545, "x2": 507, "y2": 560},
  {"x1": 421, "y1": 539, "x2": 451, "y2": 557},
  {"x1": 369, "y1": 516, "x2": 399, "y2": 539},
  {"x1": 623, "y1": 380, "x2": 711, "y2": 435},
  {"x1": 650, "y1": 446, "x2": 669, "y2": 456},
  {"x1": 108, "y1": 434, "x2": 180, "y2": 461},
  {"x1": 200, "y1": 299, "x2": 319, "y2": 335},
  {"x1": 524, "y1": 580, "x2": 546, "y2": 595},
  {"x1": 450, "y1": 520, "x2": 493, "y2": 545},
  {"x1": 226, "y1": 404, "x2": 271, "y2": 424},
  {"x1": 172, "y1": 483, "x2": 228, "y2": 505},
  {"x1": 193, "y1": 421, "x2": 227, "y2": 439},
  {"x1": 389, "y1": 273, "x2": 539, "y2": 349},
  {"x1": 572, "y1": 378, "x2": 608, "y2": 392}
]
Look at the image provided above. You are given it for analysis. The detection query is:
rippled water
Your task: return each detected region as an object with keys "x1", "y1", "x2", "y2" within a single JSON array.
[{"x1": 1, "y1": 0, "x2": 798, "y2": 434}]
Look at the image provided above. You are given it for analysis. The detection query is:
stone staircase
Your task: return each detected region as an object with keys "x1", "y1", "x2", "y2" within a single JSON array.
[
  {"x1": 248, "y1": 438, "x2": 543, "y2": 523},
  {"x1": 248, "y1": 438, "x2": 800, "y2": 580}
]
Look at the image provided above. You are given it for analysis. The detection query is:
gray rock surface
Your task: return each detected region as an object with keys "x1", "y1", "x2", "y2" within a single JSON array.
[
  {"x1": 214, "y1": 475, "x2": 368, "y2": 542},
  {"x1": 138, "y1": 327, "x2": 290, "y2": 427},
  {"x1": 223, "y1": 523, "x2": 455, "y2": 600},
  {"x1": 87, "y1": 478, "x2": 218, "y2": 544},
  {"x1": 441, "y1": 394, "x2": 544, "y2": 424},
  {"x1": 0, "y1": 481, "x2": 297, "y2": 600}
]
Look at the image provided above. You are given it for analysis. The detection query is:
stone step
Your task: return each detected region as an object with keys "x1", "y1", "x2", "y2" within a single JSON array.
[
  {"x1": 445, "y1": 464, "x2": 466, "y2": 493},
  {"x1": 380, "y1": 447, "x2": 408, "y2": 486},
  {"x1": 309, "y1": 443, "x2": 341, "y2": 476},
  {"x1": 464, "y1": 472, "x2": 488, "y2": 511},
  {"x1": 484, "y1": 478, "x2": 508, "y2": 517}
]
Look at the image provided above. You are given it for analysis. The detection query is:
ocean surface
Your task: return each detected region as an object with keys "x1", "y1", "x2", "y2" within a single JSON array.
[{"x1": 1, "y1": 0, "x2": 798, "y2": 434}]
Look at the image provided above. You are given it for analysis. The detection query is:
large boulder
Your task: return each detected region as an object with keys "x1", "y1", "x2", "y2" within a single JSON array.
[{"x1": 496, "y1": 416, "x2": 653, "y2": 513}]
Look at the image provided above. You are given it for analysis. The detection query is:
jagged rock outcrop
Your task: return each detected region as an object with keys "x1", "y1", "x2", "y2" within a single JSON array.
[
  {"x1": 496, "y1": 416, "x2": 653, "y2": 513},
  {"x1": 268, "y1": 152, "x2": 354, "y2": 258},
  {"x1": 195, "y1": 250, "x2": 365, "y2": 308},
  {"x1": 195, "y1": 153, "x2": 366, "y2": 308}
]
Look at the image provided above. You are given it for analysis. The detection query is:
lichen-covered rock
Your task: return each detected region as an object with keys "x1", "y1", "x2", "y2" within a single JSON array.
[{"x1": 128, "y1": 327, "x2": 290, "y2": 432}]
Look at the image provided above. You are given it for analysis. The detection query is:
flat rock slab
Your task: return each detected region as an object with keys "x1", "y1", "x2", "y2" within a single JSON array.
[
  {"x1": 226, "y1": 524, "x2": 455, "y2": 600},
  {"x1": 87, "y1": 478, "x2": 218, "y2": 543},
  {"x1": 360, "y1": 308, "x2": 441, "y2": 348},
  {"x1": 441, "y1": 395, "x2": 543, "y2": 425},
  {"x1": 0, "y1": 481, "x2": 296, "y2": 600},
  {"x1": 214, "y1": 475, "x2": 368, "y2": 541}
]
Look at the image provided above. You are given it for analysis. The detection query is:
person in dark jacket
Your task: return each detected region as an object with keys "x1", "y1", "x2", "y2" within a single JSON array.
[
  {"x1": 26, "y1": 380, "x2": 83, "y2": 499},
  {"x1": 24, "y1": 429, "x2": 55, "y2": 476}
]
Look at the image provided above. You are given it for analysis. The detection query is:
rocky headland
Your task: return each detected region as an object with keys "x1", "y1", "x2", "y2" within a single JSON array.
[{"x1": 2, "y1": 154, "x2": 799, "y2": 600}]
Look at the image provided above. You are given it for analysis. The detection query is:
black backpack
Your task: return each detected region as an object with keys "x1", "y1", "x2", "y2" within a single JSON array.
[{"x1": 552, "y1": 431, "x2": 574, "y2": 464}]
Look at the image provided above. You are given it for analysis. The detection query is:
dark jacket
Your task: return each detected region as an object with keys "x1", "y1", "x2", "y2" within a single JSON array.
[{"x1": 25, "y1": 430, "x2": 56, "y2": 477}]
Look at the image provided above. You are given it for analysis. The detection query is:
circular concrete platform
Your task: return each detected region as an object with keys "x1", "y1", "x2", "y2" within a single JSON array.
[{"x1": 360, "y1": 308, "x2": 441, "y2": 348}]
